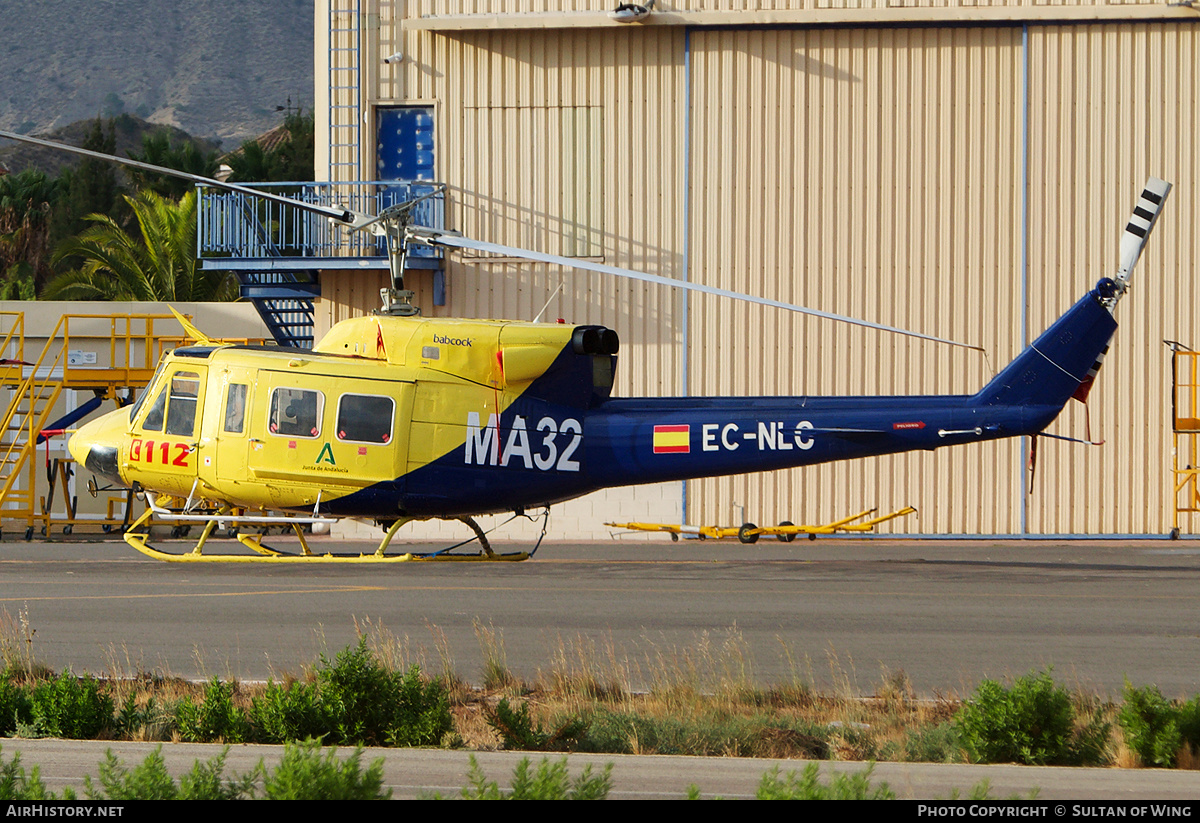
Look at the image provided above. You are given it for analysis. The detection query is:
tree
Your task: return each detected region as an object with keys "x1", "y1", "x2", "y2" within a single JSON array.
[
  {"x1": 0, "y1": 168, "x2": 59, "y2": 295},
  {"x1": 49, "y1": 118, "x2": 122, "y2": 244},
  {"x1": 42, "y1": 189, "x2": 237, "y2": 302},
  {"x1": 127, "y1": 131, "x2": 219, "y2": 199}
]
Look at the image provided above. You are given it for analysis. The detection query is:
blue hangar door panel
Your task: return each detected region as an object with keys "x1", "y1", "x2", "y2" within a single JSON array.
[
  {"x1": 376, "y1": 107, "x2": 435, "y2": 181},
  {"x1": 376, "y1": 106, "x2": 441, "y2": 301}
]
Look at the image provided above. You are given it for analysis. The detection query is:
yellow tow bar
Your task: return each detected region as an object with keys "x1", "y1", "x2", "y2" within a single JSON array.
[{"x1": 607, "y1": 505, "x2": 917, "y2": 543}]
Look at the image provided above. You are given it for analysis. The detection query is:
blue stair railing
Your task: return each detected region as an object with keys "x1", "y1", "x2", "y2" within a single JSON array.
[{"x1": 198, "y1": 181, "x2": 445, "y2": 349}]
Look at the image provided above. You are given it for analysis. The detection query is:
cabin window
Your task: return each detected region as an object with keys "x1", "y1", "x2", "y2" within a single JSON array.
[
  {"x1": 336, "y1": 394, "x2": 394, "y2": 444},
  {"x1": 224, "y1": 384, "x2": 248, "y2": 434},
  {"x1": 269, "y1": 388, "x2": 323, "y2": 438},
  {"x1": 164, "y1": 372, "x2": 201, "y2": 437},
  {"x1": 129, "y1": 361, "x2": 165, "y2": 424}
]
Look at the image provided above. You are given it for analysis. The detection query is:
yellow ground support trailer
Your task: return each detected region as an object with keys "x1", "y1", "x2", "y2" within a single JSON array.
[{"x1": 607, "y1": 506, "x2": 917, "y2": 543}]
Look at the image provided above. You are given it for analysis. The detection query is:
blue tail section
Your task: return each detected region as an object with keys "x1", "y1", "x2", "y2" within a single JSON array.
[{"x1": 974, "y1": 283, "x2": 1117, "y2": 410}]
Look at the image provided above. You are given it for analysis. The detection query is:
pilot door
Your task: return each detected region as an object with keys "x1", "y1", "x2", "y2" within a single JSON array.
[
  {"x1": 245, "y1": 371, "x2": 412, "y2": 509},
  {"x1": 126, "y1": 364, "x2": 207, "y2": 497},
  {"x1": 203, "y1": 367, "x2": 258, "y2": 507}
]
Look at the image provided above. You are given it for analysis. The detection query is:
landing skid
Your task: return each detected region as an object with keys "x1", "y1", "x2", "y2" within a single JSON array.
[{"x1": 121, "y1": 507, "x2": 538, "y2": 563}]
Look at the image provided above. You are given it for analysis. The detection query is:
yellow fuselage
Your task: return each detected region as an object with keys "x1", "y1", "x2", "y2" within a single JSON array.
[{"x1": 69, "y1": 314, "x2": 612, "y2": 517}]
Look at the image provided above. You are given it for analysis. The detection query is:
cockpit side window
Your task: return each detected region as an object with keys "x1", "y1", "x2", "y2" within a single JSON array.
[
  {"x1": 128, "y1": 361, "x2": 166, "y2": 423},
  {"x1": 269, "y1": 388, "x2": 323, "y2": 438},
  {"x1": 141, "y1": 388, "x2": 167, "y2": 432},
  {"x1": 138, "y1": 369, "x2": 201, "y2": 436}
]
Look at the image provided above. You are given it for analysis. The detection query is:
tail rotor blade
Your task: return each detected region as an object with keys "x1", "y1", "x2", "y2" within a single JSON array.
[{"x1": 1116, "y1": 177, "x2": 1171, "y2": 289}]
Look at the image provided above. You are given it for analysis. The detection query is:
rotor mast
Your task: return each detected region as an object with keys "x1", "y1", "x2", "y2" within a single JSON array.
[{"x1": 352, "y1": 185, "x2": 447, "y2": 317}]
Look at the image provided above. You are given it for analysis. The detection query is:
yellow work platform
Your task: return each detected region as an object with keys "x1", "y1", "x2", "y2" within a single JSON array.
[{"x1": 0, "y1": 311, "x2": 263, "y2": 539}]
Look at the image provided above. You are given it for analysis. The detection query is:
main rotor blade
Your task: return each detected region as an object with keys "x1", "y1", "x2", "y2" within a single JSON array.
[
  {"x1": 423, "y1": 231, "x2": 983, "y2": 351},
  {"x1": 0, "y1": 128, "x2": 361, "y2": 226}
]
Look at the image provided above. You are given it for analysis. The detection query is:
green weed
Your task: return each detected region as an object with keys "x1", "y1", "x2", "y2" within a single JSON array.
[
  {"x1": 316, "y1": 638, "x2": 452, "y2": 747},
  {"x1": 248, "y1": 680, "x2": 327, "y2": 744},
  {"x1": 753, "y1": 762, "x2": 895, "y2": 800},
  {"x1": 28, "y1": 672, "x2": 114, "y2": 739},
  {"x1": 456, "y1": 754, "x2": 612, "y2": 800},
  {"x1": 0, "y1": 744, "x2": 65, "y2": 800},
  {"x1": 60, "y1": 741, "x2": 385, "y2": 800},
  {"x1": 175, "y1": 677, "x2": 248, "y2": 743},
  {"x1": 385, "y1": 663, "x2": 454, "y2": 747},
  {"x1": 886, "y1": 721, "x2": 967, "y2": 763},
  {"x1": 260, "y1": 739, "x2": 390, "y2": 800},
  {"x1": 572, "y1": 706, "x2": 830, "y2": 759},
  {"x1": 1117, "y1": 683, "x2": 1200, "y2": 768},
  {"x1": 485, "y1": 697, "x2": 587, "y2": 752},
  {"x1": 955, "y1": 670, "x2": 1109, "y2": 766},
  {"x1": 0, "y1": 679, "x2": 31, "y2": 736}
]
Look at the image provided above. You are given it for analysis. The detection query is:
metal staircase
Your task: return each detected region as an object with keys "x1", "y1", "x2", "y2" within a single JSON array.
[{"x1": 238, "y1": 272, "x2": 320, "y2": 348}]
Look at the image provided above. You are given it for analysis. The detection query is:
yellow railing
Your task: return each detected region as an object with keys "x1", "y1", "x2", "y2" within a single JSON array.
[
  {"x1": 1171, "y1": 347, "x2": 1200, "y2": 537},
  {"x1": 0, "y1": 313, "x2": 186, "y2": 538}
]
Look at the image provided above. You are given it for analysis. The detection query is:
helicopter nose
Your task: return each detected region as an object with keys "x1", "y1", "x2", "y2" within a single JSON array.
[{"x1": 69, "y1": 411, "x2": 127, "y2": 487}]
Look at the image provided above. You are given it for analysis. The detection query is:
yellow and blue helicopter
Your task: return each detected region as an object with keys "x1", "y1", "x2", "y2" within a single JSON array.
[{"x1": 0, "y1": 129, "x2": 1171, "y2": 562}]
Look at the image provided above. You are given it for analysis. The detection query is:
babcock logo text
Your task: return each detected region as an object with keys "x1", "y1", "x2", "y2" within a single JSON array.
[{"x1": 434, "y1": 334, "x2": 472, "y2": 347}]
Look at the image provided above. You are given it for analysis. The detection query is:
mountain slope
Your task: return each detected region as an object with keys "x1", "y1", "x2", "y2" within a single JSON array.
[{"x1": 1, "y1": 0, "x2": 314, "y2": 147}]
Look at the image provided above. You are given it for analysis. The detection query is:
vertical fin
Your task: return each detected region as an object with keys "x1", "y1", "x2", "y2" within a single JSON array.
[
  {"x1": 1072, "y1": 344, "x2": 1108, "y2": 403},
  {"x1": 977, "y1": 177, "x2": 1171, "y2": 411}
]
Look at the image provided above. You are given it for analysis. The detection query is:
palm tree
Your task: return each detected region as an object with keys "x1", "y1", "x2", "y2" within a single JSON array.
[
  {"x1": 42, "y1": 189, "x2": 237, "y2": 302},
  {"x1": 0, "y1": 168, "x2": 60, "y2": 294}
]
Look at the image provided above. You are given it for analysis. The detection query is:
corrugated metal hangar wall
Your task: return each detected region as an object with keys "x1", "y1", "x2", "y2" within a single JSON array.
[{"x1": 316, "y1": 1, "x2": 1200, "y2": 537}]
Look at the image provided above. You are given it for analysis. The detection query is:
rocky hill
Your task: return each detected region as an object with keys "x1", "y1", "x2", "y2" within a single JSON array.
[{"x1": 1, "y1": 0, "x2": 314, "y2": 149}]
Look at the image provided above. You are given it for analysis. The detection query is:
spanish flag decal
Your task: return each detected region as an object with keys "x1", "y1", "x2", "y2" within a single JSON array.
[{"x1": 653, "y1": 424, "x2": 690, "y2": 454}]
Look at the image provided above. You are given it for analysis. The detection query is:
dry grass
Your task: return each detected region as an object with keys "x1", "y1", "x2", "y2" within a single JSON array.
[
  {"x1": 0, "y1": 606, "x2": 47, "y2": 681},
  {"x1": 352, "y1": 615, "x2": 428, "y2": 673},
  {"x1": 536, "y1": 632, "x2": 628, "y2": 706},
  {"x1": 473, "y1": 618, "x2": 522, "y2": 693}
]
